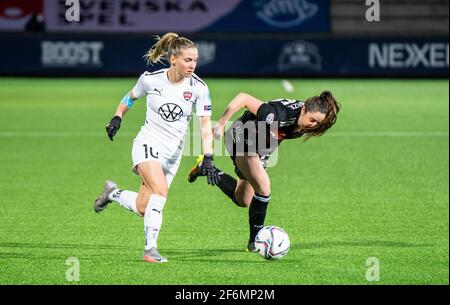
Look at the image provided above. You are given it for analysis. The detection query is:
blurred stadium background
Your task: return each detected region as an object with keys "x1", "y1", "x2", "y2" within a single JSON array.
[
  {"x1": 0, "y1": 0, "x2": 448, "y2": 77},
  {"x1": 0, "y1": 0, "x2": 448, "y2": 285}
]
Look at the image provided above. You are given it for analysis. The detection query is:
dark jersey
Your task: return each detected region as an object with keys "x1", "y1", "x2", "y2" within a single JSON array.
[
  {"x1": 224, "y1": 98, "x2": 304, "y2": 161},
  {"x1": 239, "y1": 98, "x2": 305, "y2": 144}
]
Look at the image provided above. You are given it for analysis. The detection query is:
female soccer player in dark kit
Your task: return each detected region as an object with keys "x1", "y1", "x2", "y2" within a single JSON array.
[{"x1": 188, "y1": 91, "x2": 340, "y2": 252}]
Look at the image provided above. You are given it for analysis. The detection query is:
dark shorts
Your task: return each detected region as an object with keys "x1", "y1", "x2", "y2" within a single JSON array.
[
  {"x1": 231, "y1": 154, "x2": 271, "y2": 180},
  {"x1": 224, "y1": 117, "x2": 278, "y2": 180}
]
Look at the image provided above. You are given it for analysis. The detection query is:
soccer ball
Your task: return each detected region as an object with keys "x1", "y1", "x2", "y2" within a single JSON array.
[{"x1": 254, "y1": 225, "x2": 290, "y2": 260}]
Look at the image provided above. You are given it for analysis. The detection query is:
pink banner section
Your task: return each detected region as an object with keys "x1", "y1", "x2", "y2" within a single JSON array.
[
  {"x1": 0, "y1": 0, "x2": 43, "y2": 30},
  {"x1": 43, "y1": 0, "x2": 242, "y2": 33}
]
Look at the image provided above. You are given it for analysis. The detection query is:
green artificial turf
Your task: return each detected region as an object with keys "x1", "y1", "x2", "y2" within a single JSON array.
[{"x1": 0, "y1": 77, "x2": 448, "y2": 284}]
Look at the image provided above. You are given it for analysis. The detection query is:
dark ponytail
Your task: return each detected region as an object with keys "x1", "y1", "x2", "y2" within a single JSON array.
[
  {"x1": 320, "y1": 90, "x2": 333, "y2": 103},
  {"x1": 303, "y1": 90, "x2": 340, "y2": 140}
]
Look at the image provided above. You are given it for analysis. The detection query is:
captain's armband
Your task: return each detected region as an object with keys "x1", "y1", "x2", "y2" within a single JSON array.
[{"x1": 120, "y1": 94, "x2": 135, "y2": 108}]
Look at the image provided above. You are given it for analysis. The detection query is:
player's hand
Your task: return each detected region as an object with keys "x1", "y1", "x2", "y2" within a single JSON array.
[
  {"x1": 106, "y1": 116, "x2": 122, "y2": 141},
  {"x1": 202, "y1": 154, "x2": 221, "y2": 186},
  {"x1": 212, "y1": 123, "x2": 225, "y2": 140}
]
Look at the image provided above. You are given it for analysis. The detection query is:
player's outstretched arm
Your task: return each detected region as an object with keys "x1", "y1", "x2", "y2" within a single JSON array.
[
  {"x1": 106, "y1": 91, "x2": 138, "y2": 141},
  {"x1": 199, "y1": 116, "x2": 213, "y2": 156},
  {"x1": 199, "y1": 116, "x2": 221, "y2": 186},
  {"x1": 213, "y1": 93, "x2": 263, "y2": 139}
]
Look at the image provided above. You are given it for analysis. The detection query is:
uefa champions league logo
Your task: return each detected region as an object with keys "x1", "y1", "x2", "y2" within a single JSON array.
[{"x1": 254, "y1": 0, "x2": 319, "y2": 28}]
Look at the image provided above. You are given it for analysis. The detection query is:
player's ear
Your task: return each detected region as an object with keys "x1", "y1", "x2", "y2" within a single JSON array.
[{"x1": 170, "y1": 55, "x2": 176, "y2": 66}]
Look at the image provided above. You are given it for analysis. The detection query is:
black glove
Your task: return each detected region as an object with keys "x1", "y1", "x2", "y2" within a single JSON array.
[
  {"x1": 106, "y1": 116, "x2": 121, "y2": 141},
  {"x1": 202, "y1": 154, "x2": 221, "y2": 186}
]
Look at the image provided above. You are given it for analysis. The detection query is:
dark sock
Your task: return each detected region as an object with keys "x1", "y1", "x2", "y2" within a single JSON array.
[
  {"x1": 215, "y1": 168, "x2": 239, "y2": 205},
  {"x1": 249, "y1": 193, "x2": 270, "y2": 242}
]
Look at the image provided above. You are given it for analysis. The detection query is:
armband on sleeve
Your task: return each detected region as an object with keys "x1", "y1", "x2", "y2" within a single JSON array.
[{"x1": 120, "y1": 94, "x2": 135, "y2": 108}]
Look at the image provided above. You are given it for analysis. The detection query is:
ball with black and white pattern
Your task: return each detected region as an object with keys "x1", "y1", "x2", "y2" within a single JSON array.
[{"x1": 254, "y1": 225, "x2": 290, "y2": 260}]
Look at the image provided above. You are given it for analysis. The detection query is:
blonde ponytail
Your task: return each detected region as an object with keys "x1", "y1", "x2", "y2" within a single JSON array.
[{"x1": 143, "y1": 32, "x2": 196, "y2": 65}]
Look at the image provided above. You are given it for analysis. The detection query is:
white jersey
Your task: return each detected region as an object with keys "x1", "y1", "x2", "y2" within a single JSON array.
[{"x1": 131, "y1": 69, "x2": 212, "y2": 157}]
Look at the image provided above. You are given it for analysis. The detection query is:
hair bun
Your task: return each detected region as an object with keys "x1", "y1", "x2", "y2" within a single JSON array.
[{"x1": 320, "y1": 91, "x2": 333, "y2": 101}]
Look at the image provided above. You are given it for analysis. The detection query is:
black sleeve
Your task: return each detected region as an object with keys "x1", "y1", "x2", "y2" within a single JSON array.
[{"x1": 256, "y1": 103, "x2": 279, "y2": 125}]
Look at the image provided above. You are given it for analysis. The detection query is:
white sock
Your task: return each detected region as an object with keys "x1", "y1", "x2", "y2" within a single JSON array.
[
  {"x1": 144, "y1": 194, "x2": 167, "y2": 250},
  {"x1": 108, "y1": 189, "x2": 140, "y2": 216}
]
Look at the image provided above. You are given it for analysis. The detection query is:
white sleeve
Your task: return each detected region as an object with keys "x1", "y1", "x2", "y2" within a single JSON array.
[
  {"x1": 195, "y1": 84, "x2": 212, "y2": 117},
  {"x1": 131, "y1": 73, "x2": 148, "y2": 99}
]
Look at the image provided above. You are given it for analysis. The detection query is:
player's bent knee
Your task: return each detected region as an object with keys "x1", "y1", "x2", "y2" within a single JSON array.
[
  {"x1": 256, "y1": 186, "x2": 271, "y2": 197},
  {"x1": 153, "y1": 188, "x2": 169, "y2": 198}
]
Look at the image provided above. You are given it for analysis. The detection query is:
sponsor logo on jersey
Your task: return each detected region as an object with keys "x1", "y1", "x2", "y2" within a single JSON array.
[
  {"x1": 148, "y1": 88, "x2": 163, "y2": 96},
  {"x1": 158, "y1": 103, "x2": 183, "y2": 122},
  {"x1": 280, "y1": 99, "x2": 303, "y2": 110},
  {"x1": 266, "y1": 113, "x2": 275, "y2": 124},
  {"x1": 183, "y1": 91, "x2": 193, "y2": 101},
  {"x1": 288, "y1": 102, "x2": 301, "y2": 110}
]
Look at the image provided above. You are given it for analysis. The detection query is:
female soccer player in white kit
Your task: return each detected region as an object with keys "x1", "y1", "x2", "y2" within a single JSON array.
[{"x1": 93, "y1": 33, "x2": 220, "y2": 263}]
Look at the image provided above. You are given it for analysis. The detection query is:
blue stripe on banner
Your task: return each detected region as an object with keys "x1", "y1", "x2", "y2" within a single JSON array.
[{"x1": 1, "y1": 34, "x2": 447, "y2": 77}]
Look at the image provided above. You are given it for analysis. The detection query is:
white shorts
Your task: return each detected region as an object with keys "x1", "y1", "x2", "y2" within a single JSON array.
[{"x1": 131, "y1": 137, "x2": 183, "y2": 187}]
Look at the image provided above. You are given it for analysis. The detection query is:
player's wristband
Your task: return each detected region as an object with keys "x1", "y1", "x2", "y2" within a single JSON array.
[{"x1": 120, "y1": 94, "x2": 134, "y2": 108}]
